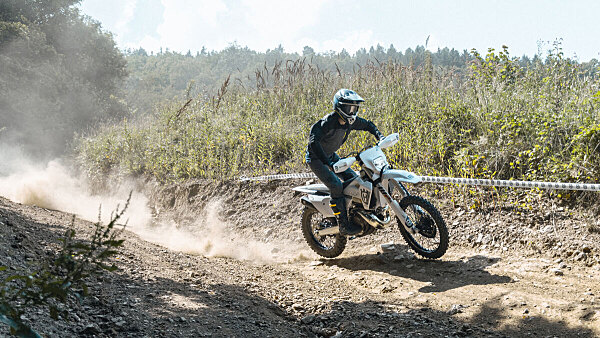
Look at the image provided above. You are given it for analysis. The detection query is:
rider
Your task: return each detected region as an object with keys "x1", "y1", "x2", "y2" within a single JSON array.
[{"x1": 306, "y1": 89, "x2": 384, "y2": 236}]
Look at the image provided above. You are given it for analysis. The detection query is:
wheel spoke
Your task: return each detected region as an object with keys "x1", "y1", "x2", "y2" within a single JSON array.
[{"x1": 310, "y1": 213, "x2": 336, "y2": 250}]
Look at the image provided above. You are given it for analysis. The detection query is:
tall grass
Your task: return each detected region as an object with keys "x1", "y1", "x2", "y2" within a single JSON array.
[{"x1": 76, "y1": 46, "x2": 600, "y2": 191}]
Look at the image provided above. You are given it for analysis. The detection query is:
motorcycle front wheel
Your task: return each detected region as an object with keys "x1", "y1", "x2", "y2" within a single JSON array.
[
  {"x1": 301, "y1": 207, "x2": 347, "y2": 258},
  {"x1": 397, "y1": 195, "x2": 449, "y2": 259}
]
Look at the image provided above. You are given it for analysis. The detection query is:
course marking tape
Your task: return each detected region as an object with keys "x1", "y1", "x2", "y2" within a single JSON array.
[
  {"x1": 420, "y1": 176, "x2": 600, "y2": 192},
  {"x1": 240, "y1": 173, "x2": 600, "y2": 192},
  {"x1": 239, "y1": 173, "x2": 317, "y2": 181}
]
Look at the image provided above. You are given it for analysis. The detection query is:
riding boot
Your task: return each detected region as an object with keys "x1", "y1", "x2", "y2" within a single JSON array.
[{"x1": 330, "y1": 197, "x2": 361, "y2": 236}]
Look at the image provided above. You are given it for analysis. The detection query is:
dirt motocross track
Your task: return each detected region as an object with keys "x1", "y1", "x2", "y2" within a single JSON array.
[{"x1": 2, "y1": 178, "x2": 600, "y2": 337}]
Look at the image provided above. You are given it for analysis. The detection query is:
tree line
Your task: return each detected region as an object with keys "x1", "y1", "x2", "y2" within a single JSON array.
[
  {"x1": 0, "y1": 0, "x2": 127, "y2": 157},
  {"x1": 123, "y1": 43, "x2": 598, "y2": 115}
]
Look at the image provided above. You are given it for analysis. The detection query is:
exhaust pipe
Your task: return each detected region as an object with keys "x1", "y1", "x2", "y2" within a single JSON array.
[
  {"x1": 313, "y1": 212, "x2": 389, "y2": 237},
  {"x1": 314, "y1": 226, "x2": 340, "y2": 236},
  {"x1": 357, "y1": 210, "x2": 391, "y2": 228}
]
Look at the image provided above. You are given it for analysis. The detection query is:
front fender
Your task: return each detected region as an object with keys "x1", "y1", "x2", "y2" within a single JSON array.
[{"x1": 382, "y1": 169, "x2": 422, "y2": 184}]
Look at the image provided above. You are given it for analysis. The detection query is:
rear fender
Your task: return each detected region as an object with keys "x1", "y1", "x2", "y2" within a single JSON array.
[{"x1": 301, "y1": 195, "x2": 335, "y2": 217}]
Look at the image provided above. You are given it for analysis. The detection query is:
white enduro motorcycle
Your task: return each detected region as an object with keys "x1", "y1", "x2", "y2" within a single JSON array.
[{"x1": 293, "y1": 133, "x2": 449, "y2": 259}]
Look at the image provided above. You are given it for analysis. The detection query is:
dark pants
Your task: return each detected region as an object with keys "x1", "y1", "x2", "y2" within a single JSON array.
[{"x1": 307, "y1": 153, "x2": 357, "y2": 199}]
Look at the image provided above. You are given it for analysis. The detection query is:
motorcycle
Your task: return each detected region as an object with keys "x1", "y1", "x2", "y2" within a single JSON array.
[{"x1": 293, "y1": 133, "x2": 449, "y2": 259}]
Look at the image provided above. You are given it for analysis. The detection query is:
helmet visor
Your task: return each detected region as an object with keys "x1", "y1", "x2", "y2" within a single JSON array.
[{"x1": 341, "y1": 103, "x2": 360, "y2": 116}]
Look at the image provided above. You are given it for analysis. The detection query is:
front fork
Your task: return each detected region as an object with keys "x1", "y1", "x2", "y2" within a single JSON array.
[{"x1": 376, "y1": 181, "x2": 417, "y2": 235}]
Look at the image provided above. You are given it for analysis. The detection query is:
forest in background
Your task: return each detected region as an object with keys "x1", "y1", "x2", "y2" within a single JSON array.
[
  {"x1": 122, "y1": 43, "x2": 473, "y2": 114},
  {"x1": 122, "y1": 43, "x2": 599, "y2": 115},
  {"x1": 1, "y1": 1, "x2": 600, "y2": 205},
  {"x1": 0, "y1": 0, "x2": 127, "y2": 158}
]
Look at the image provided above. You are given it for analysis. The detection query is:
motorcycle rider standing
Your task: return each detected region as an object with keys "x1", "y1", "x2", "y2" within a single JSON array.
[{"x1": 306, "y1": 89, "x2": 384, "y2": 236}]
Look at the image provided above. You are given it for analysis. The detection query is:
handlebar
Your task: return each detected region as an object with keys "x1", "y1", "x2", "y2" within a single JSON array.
[{"x1": 331, "y1": 133, "x2": 399, "y2": 173}]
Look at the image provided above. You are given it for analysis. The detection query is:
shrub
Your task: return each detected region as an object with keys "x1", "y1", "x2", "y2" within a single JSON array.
[{"x1": 0, "y1": 197, "x2": 128, "y2": 336}]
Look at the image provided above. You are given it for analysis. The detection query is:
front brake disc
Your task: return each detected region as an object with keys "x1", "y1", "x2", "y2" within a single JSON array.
[{"x1": 416, "y1": 217, "x2": 436, "y2": 238}]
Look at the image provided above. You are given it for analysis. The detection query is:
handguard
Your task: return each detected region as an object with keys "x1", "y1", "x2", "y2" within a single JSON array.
[{"x1": 332, "y1": 157, "x2": 356, "y2": 173}]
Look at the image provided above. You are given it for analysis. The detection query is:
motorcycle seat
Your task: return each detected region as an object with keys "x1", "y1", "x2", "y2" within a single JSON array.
[
  {"x1": 297, "y1": 183, "x2": 330, "y2": 195},
  {"x1": 294, "y1": 176, "x2": 358, "y2": 196}
]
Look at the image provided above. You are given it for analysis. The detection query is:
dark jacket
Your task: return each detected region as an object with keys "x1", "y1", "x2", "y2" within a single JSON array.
[{"x1": 306, "y1": 112, "x2": 383, "y2": 163}]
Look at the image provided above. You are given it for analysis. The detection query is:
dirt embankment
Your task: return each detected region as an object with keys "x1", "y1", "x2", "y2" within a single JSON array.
[
  {"x1": 2, "y1": 178, "x2": 600, "y2": 337},
  {"x1": 152, "y1": 179, "x2": 600, "y2": 267}
]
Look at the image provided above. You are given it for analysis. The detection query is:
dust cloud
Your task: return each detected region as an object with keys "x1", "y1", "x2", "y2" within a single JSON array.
[
  {"x1": 0, "y1": 146, "x2": 151, "y2": 229},
  {"x1": 138, "y1": 201, "x2": 284, "y2": 264},
  {"x1": 0, "y1": 145, "x2": 302, "y2": 264}
]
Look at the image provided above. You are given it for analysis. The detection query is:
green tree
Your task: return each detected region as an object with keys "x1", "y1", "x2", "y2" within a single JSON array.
[
  {"x1": 0, "y1": 0, "x2": 128, "y2": 157},
  {"x1": 302, "y1": 46, "x2": 315, "y2": 56}
]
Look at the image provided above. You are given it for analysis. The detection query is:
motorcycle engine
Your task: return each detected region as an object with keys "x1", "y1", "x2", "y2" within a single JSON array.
[{"x1": 349, "y1": 209, "x2": 376, "y2": 236}]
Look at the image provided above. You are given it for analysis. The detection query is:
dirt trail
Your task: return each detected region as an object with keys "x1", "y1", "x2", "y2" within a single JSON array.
[{"x1": 2, "y1": 179, "x2": 600, "y2": 337}]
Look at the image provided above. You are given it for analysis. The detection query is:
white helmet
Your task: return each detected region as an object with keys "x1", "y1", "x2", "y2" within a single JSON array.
[{"x1": 333, "y1": 89, "x2": 364, "y2": 124}]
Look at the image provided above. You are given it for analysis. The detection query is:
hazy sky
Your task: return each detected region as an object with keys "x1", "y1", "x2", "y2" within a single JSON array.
[{"x1": 79, "y1": 0, "x2": 600, "y2": 61}]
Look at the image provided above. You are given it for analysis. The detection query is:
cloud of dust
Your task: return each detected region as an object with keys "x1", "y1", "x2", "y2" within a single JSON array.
[
  {"x1": 136, "y1": 200, "x2": 285, "y2": 264},
  {"x1": 1, "y1": 3, "x2": 306, "y2": 265},
  {"x1": 0, "y1": 146, "x2": 151, "y2": 229},
  {"x1": 0, "y1": 145, "x2": 307, "y2": 264}
]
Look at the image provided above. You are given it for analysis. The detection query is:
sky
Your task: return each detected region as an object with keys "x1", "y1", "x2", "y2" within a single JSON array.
[{"x1": 79, "y1": 0, "x2": 600, "y2": 61}]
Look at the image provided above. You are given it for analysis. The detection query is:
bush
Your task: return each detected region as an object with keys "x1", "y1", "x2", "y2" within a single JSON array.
[{"x1": 0, "y1": 196, "x2": 128, "y2": 336}]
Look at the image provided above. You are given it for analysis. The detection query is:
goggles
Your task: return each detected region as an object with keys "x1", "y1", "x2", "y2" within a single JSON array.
[{"x1": 341, "y1": 103, "x2": 360, "y2": 115}]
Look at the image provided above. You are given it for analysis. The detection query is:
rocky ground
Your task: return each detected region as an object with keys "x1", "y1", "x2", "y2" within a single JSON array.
[{"x1": 2, "y1": 179, "x2": 600, "y2": 337}]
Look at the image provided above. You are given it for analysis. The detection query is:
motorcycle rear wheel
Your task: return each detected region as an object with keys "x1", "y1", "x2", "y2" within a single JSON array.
[
  {"x1": 301, "y1": 207, "x2": 347, "y2": 258},
  {"x1": 397, "y1": 195, "x2": 449, "y2": 259}
]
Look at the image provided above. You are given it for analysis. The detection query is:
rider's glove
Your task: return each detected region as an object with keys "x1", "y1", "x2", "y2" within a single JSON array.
[{"x1": 328, "y1": 161, "x2": 336, "y2": 171}]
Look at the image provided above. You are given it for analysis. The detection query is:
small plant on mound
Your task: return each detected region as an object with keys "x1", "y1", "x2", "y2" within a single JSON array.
[{"x1": 0, "y1": 196, "x2": 129, "y2": 337}]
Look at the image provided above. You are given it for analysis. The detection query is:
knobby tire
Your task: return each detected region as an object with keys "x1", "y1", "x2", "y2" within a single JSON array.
[
  {"x1": 301, "y1": 207, "x2": 346, "y2": 258},
  {"x1": 397, "y1": 195, "x2": 449, "y2": 259}
]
